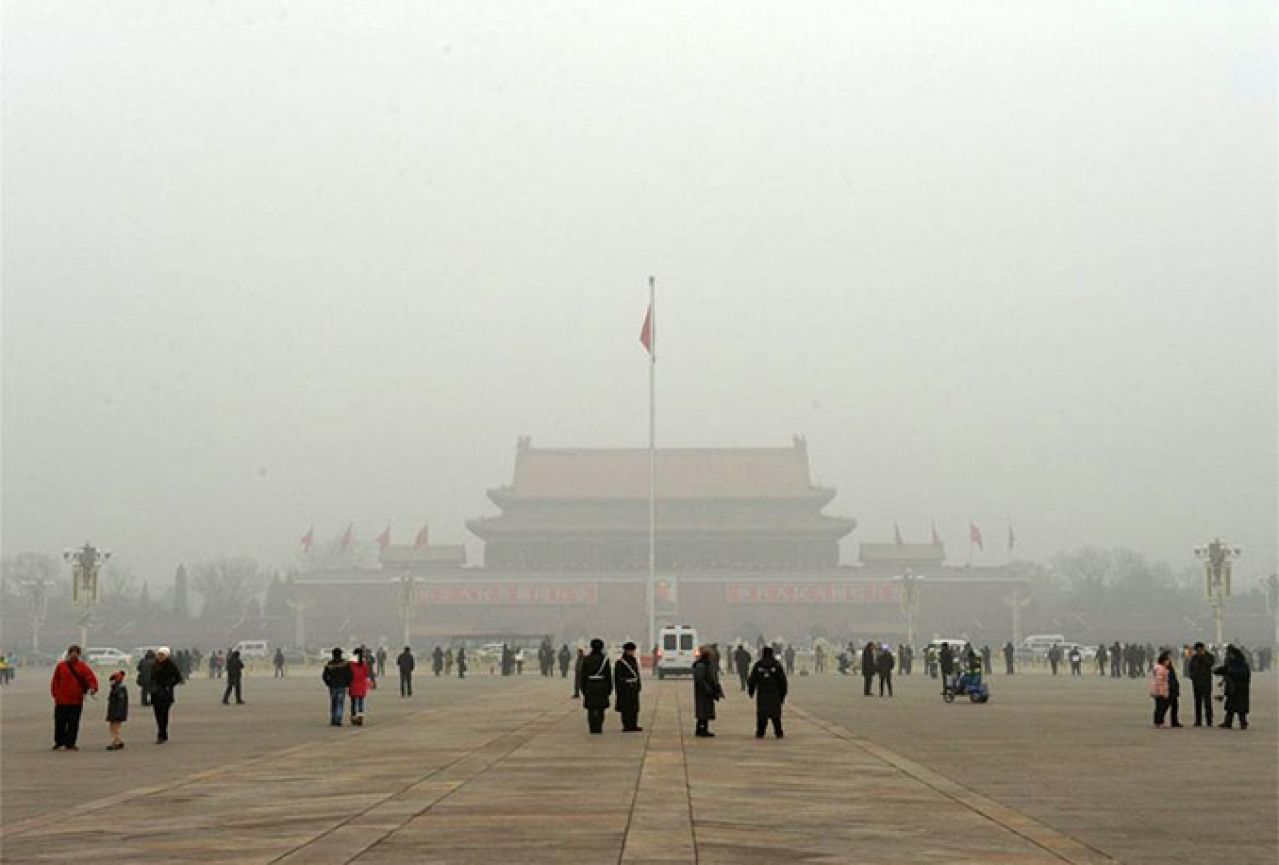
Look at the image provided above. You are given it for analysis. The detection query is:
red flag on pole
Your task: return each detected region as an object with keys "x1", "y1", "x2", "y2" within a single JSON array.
[
  {"x1": 341, "y1": 523, "x2": 354, "y2": 551},
  {"x1": 414, "y1": 524, "x2": 430, "y2": 548},
  {"x1": 376, "y1": 526, "x2": 391, "y2": 549},
  {"x1": 300, "y1": 525, "x2": 314, "y2": 552},
  {"x1": 969, "y1": 521, "x2": 984, "y2": 550},
  {"x1": 639, "y1": 303, "x2": 654, "y2": 356},
  {"x1": 930, "y1": 522, "x2": 942, "y2": 546}
]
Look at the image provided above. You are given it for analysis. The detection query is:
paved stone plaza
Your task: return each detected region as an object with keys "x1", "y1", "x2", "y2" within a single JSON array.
[{"x1": 1, "y1": 668, "x2": 1274, "y2": 864}]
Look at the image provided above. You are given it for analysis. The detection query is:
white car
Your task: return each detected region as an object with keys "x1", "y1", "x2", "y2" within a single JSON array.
[{"x1": 84, "y1": 647, "x2": 132, "y2": 668}]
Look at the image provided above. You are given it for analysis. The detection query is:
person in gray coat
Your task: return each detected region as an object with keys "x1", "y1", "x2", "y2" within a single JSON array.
[{"x1": 692, "y1": 645, "x2": 724, "y2": 737}]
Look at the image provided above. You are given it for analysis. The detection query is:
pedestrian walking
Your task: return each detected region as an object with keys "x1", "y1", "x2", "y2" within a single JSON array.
[
  {"x1": 860, "y1": 642, "x2": 877, "y2": 696},
  {"x1": 50, "y1": 645, "x2": 98, "y2": 751},
  {"x1": 222, "y1": 650, "x2": 245, "y2": 705},
  {"x1": 376, "y1": 646, "x2": 388, "y2": 679},
  {"x1": 349, "y1": 649, "x2": 375, "y2": 725},
  {"x1": 692, "y1": 645, "x2": 724, "y2": 737},
  {"x1": 747, "y1": 645, "x2": 787, "y2": 738},
  {"x1": 558, "y1": 643, "x2": 571, "y2": 678},
  {"x1": 322, "y1": 648, "x2": 353, "y2": 726},
  {"x1": 149, "y1": 648, "x2": 184, "y2": 743},
  {"x1": 273, "y1": 648, "x2": 286, "y2": 678},
  {"x1": 1214, "y1": 646, "x2": 1251, "y2": 730},
  {"x1": 105, "y1": 670, "x2": 128, "y2": 750},
  {"x1": 580, "y1": 638, "x2": 612, "y2": 734},
  {"x1": 396, "y1": 646, "x2": 415, "y2": 697},
  {"x1": 614, "y1": 642, "x2": 643, "y2": 732},
  {"x1": 876, "y1": 644, "x2": 895, "y2": 697},
  {"x1": 1187, "y1": 642, "x2": 1215, "y2": 727}
]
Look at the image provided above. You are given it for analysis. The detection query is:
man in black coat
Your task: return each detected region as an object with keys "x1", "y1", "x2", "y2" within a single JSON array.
[
  {"x1": 875, "y1": 644, "x2": 895, "y2": 697},
  {"x1": 1003, "y1": 642, "x2": 1015, "y2": 675},
  {"x1": 747, "y1": 645, "x2": 788, "y2": 738},
  {"x1": 150, "y1": 648, "x2": 184, "y2": 743},
  {"x1": 1187, "y1": 642, "x2": 1214, "y2": 726},
  {"x1": 222, "y1": 650, "x2": 245, "y2": 705},
  {"x1": 432, "y1": 646, "x2": 444, "y2": 677},
  {"x1": 614, "y1": 642, "x2": 643, "y2": 732},
  {"x1": 580, "y1": 638, "x2": 612, "y2": 734},
  {"x1": 322, "y1": 648, "x2": 354, "y2": 726},
  {"x1": 558, "y1": 643, "x2": 571, "y2": 678},
  {"x1": 939, "y1": 643, "x2": 955, "y2": 694},
  {"x1": 861, "y1": 642, "x2": 877, "y2": 696},
  {"x1": 733, "y1": 644, "x2": 752, "y2": 691},
  {"x1": 396, "y1": 646, "x2": 416, "y2": 697}
]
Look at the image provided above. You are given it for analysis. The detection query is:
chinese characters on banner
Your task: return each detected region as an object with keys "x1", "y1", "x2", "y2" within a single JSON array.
[
  {"x1": 724, "y1": 582, "x2": 900, "y2": 604},
  {"x1": 417, "y1": 582, "x2": 600, "y2": 605}
]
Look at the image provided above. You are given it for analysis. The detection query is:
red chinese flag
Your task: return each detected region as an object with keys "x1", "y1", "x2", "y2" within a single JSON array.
[
  {"x1": 639, "y1": 304, "x2": 654, "y2": 356},
  {"x1": 969, "y1": 521, "x2": 984, "y2": 550},
  {"x1": 376, "y1": 526, "x2": 391, "y2": 549},
  {"x1": 414, "y1": 524, "x2": 430, "y2": 548},
  {"x1": 300, "y1": 525, "x2": 314, "y2": 552}
]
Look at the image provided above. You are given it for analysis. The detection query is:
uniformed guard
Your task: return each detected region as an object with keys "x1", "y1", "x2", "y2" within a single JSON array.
[
  {"x1": 614, "y1": 642, "x2": 643, "y2": 732},
  {"x1": 747, "y1": 645, "x2": 788, "y2": 738},
  {"x1": 580, "y1": 638, "x2": 612, "y2": 734}
]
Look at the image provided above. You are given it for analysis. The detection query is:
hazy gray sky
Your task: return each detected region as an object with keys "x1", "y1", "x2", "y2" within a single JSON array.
[{"x1": 4, "y1": 1, "x2": 1275, "y2": 582}]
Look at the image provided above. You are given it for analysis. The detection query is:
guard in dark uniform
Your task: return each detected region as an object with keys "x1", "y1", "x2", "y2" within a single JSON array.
[
  {"x1": 747, "y1": 646, "x2": 788, "y2": 738},
  {"x1": 580, "y1": 638, "x2": 612, "y2": 734},
  {"x1": 614, "y1": 642, "x2": 643, "y2": 732}
]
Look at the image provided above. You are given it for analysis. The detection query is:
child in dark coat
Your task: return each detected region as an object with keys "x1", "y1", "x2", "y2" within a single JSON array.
[{"x1": 106, "y1": 670, "x2": 128, "y2": 750}]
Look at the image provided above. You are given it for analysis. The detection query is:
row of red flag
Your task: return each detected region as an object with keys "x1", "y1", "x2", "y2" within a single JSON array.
[
  {"x1": 299, "y1": 523, "x2": 429, "y2": 553},
  {"x1": 894, "y1": 521, "x2": 1016, "y2": 552}
]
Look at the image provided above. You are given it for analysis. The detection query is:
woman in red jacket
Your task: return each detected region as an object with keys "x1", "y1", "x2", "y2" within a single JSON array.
[
  {"x1": 348, "y1": 649, "x2": 375, "y2": 726},
  {"x1": 50, "y1": 645, "x2": 99, "y2": 751}
]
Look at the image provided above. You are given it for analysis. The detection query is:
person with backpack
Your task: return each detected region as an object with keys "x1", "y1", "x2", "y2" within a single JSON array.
[
  {"x1": 747, "y1": 645, "x2": 788, "y2": 738},
  {"x1": 50, "y1": 645, "x2": 99, "y2": 751},
  {"x1": 149, "y1": 648, "x2": 184, "y2": 743},
  {"x1": 105, "y1": 670, "x2": 128, "y2": 750},
  {"x1": 322, "y1": 648, "x2": 353, "y2": 726},
  {"x1": 222, "y1": 650, "x2": 245, "y2": 705},
  {"x1": 580, "y1": 638, "x2": 612, "y2": 734}
]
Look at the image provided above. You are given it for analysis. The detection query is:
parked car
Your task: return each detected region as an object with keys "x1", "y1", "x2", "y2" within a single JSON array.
[{"x1": 83, "y1": 647, "x2": 132, "y2": 669}]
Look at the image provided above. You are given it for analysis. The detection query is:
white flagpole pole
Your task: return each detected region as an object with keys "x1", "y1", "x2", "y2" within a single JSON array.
[{"x1": 647, "y1": 275, "x2": 657, "y2": 658}]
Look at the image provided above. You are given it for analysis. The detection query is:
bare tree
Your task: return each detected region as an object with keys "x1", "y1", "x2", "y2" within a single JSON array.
[{"x1": 191, "y1": 558, "x2": 266, "y2": 622}]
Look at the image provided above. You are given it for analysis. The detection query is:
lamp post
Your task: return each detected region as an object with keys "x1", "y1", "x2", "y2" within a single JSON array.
[
  {"x1": 18, "y1": 579, "x2": 57, "y2": 654},
  {"x1": 1003, "y1": 587, "x2": 1031, "y2": 647},
  {"x1": 63, "y1": 542, "x2": 111, "y2": 649},
  {"x1": 1194, "y1": 539, "x2": 1240, "y2": 647},
  {"x1": 397, "y1": 573, "x2": 416, "y2": 648},
  {"x1": 1265, "y1": 573, "x2": 1278, "y2": 652},
  {"x1": 898, "y1": 569, "x2": 921, "y2": 648}
]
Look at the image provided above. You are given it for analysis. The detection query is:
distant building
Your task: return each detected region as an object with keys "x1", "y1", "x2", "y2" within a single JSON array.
[{"x1": 467, "y1": 435, "x2": 856, "y2": 570}]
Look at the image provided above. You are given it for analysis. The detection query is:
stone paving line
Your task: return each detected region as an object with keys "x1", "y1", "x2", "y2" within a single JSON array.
[{"x1": 1, "y1": 680, "x2": 1129, "y2": 865}]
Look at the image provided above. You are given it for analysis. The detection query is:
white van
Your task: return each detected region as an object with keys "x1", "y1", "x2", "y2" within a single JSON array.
[
  {"x1": 1018, "y1": 634, "x2": 1066, "y2": 660},
  {"x1": 233, "y1": 640, "x2": 270, "y2": 659},
  {"x1": 655, "y1": 625, "x2": 699, "y2": 679}
]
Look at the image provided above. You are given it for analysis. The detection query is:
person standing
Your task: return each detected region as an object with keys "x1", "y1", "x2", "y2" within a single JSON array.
[
  {"x1": 273, "y1": 648, "x2": 286, "y2": 678},
  {"x1": 1068, "y1": 646, "x2": 1082, "y2": 677},
  {"x1": 207, "y1": 651, "x2": 218, "y2": 679},
  {"x1": 322, "y1": 648, "x2": 353, "y2": 726},
  {"x1": 444, "y1": 648, "x2": 454, "y2": 676},
  {"x1": 859, "y1": 642, "x2": 876, "y2": 696},
  {"x1": 455, "y1": 647, "x2": 467, "y2": 679},
  {"x1": 813, "y1": 643, "x2": 826, "y2": 674},
  {"x1": 580, "y1": 638, "x2": 612, "y2": 734},
  {"x1": 692, "y1": 645, "x2": 723, "y2": 737},
  {"x1": 375, "y1": 646, "x2": 388, "y2": 679},
  {"x1": 558, "y1": 643, "x2": 571, "y2": 678},
  {"x1": 747, "y1": 645, "x2": 787, "y2": 738},
  {"x1": 396, "y1": 646, "x2": 415, "y2": 697},
  {"x1": 149, "y1": 648, "x2": 184, "y2": 744},
  {"x1": 733, "y1": 644, "x2": 751, "y2": 692},
  {"x1": 105, "y1": 670, "x2": 128, "y2": 751},
  {"x1": 572, "y1": 647, "x2": 585, "y2": 699},
  {"x1": 875, "y1": 644, "x2": 895, "y2": 697},
  {"x1": 1164, "y1": 652, "x2": 1182, "y2": 727},
  {"x1": 432, "y1": 646, "x2": 444, "y2": 677},
  {"x1": 783, "y1": 644, "x2": 796, "y2": 676},
  {"x1": 349, "y1": 649, "x2": 374, "y2": 725},
  {"x1": 938, "y1": 643, "x2": 955, "y2": 694},
  {"x1": 1003, "y1": 641, "x2": 1015, "y2": 675},
  {"x1": 980, "y1": 645, "x2": 992, "y2": 675},
  {"x1": 50, "y1": 645, "x2": 98, "y2": 751},
  {"x1": 136, "y1": 649, "x2": 156, "y2": 707},
  {"x1": 1187, "y1": 643, "x2": 1215, "y2": 727},
  {"x1": 1048, "y1": 644, "x2": 1062, "y2": 676},
  {"x1": 222, "y1": 650, "x2": 245, "y2": 705},
  {"x1": 614, "y1": 642, "x2": 643, "y2": 732},
  {"x1": 1215, "y1": 646, "x2": 1251, "y2": 730},
  {"x1": 1096, "y1": 644, "x2": 1108, "y2": 677},
  {"x1": 1111, "y1": 641, "x2": 1123, "y2": 678}
]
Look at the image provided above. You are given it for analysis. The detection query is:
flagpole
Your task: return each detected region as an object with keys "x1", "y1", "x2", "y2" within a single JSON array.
[{"x1": 647, "y1": 275, "x2": 657, "y2": 658}]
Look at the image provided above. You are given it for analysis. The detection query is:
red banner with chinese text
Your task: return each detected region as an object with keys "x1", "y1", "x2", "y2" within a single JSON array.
[{"x1": 724, "y1": 582, "x2": 899, "y2": 604}]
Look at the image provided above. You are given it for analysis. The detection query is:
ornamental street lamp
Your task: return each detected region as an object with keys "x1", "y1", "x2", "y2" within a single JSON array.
[
  {"x1": 1194, "y1": 539, "x2": 1240, "y2": 647},
  {"x1": 397, "y1": 573, "x2": 416, "y2": 648},
  {"x1": 18, "y1": 578, "x2": 57, "y2": 654},
  {"x1": 1265, "y1": 573, "x2": 1278, "y2": 652},
  {"x1": 63, "y1": 542, "x2": 111, "y2": 648},
  {"x1": 897, "y1": 569, "x2": 922, "y2": 648},
  {"x1": 1003, "y1": 587, "x2": 1031, "y2": 647}
]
